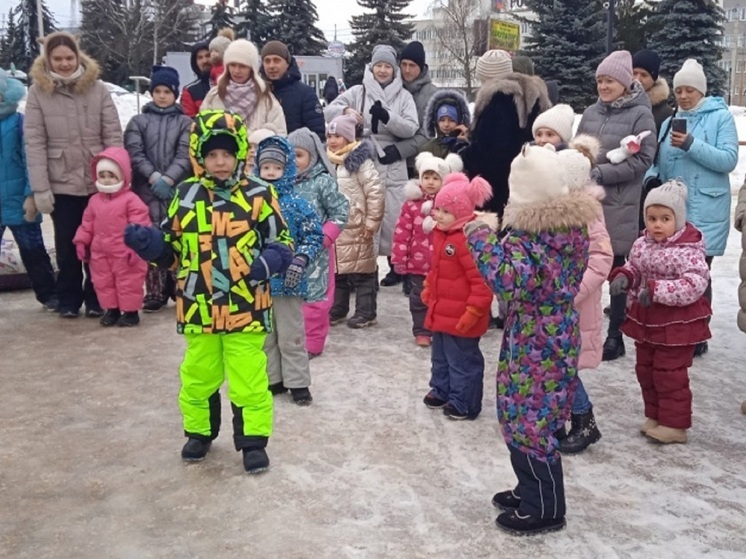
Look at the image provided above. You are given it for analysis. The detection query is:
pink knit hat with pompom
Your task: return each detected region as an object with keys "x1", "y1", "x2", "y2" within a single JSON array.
[{"x1": 434, "y1": 173, "x2": 493, "y2": 229}]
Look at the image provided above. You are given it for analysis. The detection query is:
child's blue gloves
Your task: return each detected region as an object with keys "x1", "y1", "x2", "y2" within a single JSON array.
[
  {"x1": 151, "y1": 177, "x2": 173, "y2": 201},
  {"x1": 284, "y1": 255, "x2": 308, "y2": 289},
  {"x1": 248, "y1": 243, "x2": 293, "y2": 281},
  {"x1": 124, "y1": 224, "x2": 165, "y2": 262}
]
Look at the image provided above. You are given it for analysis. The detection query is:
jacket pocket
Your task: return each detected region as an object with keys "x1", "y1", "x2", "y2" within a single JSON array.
[
  {"x1": 47, "y1": 148, "x2": 65, "y2": 182},
  {"x1": 695, "y1": 188, "x2": 730, "y2": 223}
]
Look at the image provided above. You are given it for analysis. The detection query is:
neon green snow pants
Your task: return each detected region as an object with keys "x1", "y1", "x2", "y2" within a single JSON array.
[{"x1": 179, "y1": 332, "x2": 272, "y2": 450}]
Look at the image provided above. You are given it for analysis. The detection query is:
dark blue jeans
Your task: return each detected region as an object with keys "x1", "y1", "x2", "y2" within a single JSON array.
[
  {"x1": 571, "y1": 374, "x2": 592, "y2": 414},
  {"x1": 0, "y1": 223, "x2": 56, "y2": 304},
  {"x1": 429, "y1": 332, "x2": 484, "y2": 417}
]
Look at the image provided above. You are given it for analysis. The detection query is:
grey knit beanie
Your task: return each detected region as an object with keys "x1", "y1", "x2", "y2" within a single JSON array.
[
  {"x1": 644, "y1": 179, "x2": 688, "y2": 231},
  {"x1": 288, "y1": 127, "x2": 335, "y2": 176}
]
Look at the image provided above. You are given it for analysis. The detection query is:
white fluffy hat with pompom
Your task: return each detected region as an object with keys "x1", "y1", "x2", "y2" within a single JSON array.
[{"x1": 415, "y1": 152, "x2": 463, "y2": 180}]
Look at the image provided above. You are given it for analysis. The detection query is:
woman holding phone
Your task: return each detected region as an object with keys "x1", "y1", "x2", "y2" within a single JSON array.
[
  {"x1": 645, "y1": 59, "x2": 738, "y2": 356},
  {"x1": 577, "y1": 50, "x2": 657, "y2": 362}
]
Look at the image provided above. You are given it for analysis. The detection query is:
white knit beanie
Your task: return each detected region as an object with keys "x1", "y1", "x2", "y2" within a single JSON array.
[
  {"x1": 644, "y1": 179, "x2": 688, "y2": 231},
  {"x1": 557, "y1": 135, "x2": 600, "y2": 192},
  {"x1": 476, "y1": 49, "x2": 513, "y2": 82},
  {"x1": 532, "y1": 104, "x2": 575, "y2": 143},
  {"x1": 415, "y1": 152, "x2": 463, "y2": 180},
  {"x1": 96, "y1": 157, "x2": 123, "y2": 182},
  {"x1": 673, "y1": 59, "x2": 707, "y2": 95},
  {"x1": 223, "y1": 39, "x2": 265, "y2": 89},
  {"x1": 508, "y1": 144, "x2": 568, "y2": 206}
]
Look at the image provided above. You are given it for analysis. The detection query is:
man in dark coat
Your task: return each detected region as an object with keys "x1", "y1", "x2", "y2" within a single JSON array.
[
  {"x1": 260, "y1": 40, "x2": 326, "y2": 139},
  {"x1": 461, "y1": 49, "x2": 552, "y2": 217},
  {"x1": 180, "y1": 41, "x2": 212, "y2": 118},
  {"x1": 633, "y1": 49, "x2": 674, "y2": 134}
]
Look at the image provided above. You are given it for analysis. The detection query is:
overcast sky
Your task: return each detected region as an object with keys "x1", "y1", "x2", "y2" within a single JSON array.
[{"x1": 42, "y1": 0, "x2": 432, "y2": 43}]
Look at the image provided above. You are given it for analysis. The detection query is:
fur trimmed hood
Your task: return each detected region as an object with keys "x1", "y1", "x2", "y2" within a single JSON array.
[
  {"x1": 473, "y1": 72, "x2": 552, "y2": 129},
  {"x1": 502, "y1": 189, "x2": 601, "y2": 233},
  {"x1": 29, "y1": 52, "x2": 101, "y2": 94},
  {"x1": 343, "y1": 139, "x2": 376, "y2": 174},
  {"x1": 423, "y1": 88, "x2": 471, "y2": 138},
  {"x1": 647, "y1": 78, "x2": 670, "y2": 108}
]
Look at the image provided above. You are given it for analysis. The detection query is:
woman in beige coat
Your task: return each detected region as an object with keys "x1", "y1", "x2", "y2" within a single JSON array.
[
  {"x1": 24, "y1": 32, "x2": 122, "y2": 318},
  {"x1": 201, "y1": 39, "x2": 287, "y2": 135}
]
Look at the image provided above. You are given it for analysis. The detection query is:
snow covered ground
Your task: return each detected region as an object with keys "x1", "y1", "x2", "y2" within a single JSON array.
[{"x1": 2, "y1": 95, "x2": 746, "y2": 557}]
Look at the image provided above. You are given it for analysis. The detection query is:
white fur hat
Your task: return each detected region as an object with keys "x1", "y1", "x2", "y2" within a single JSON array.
[
  {"x1": 415, "y1": 152, "x2": 463, "y2": 180},
  {"x1": 476, "y1": 49, "x2": 513, "y2": 82},
  {"x1": 223, "y1": 39, "x2": 266, "y2": 90},
  {"x1": 673, "y1": 58, "x2": 707, "y2": 95},
  {"x1": 532, "y1": 104, "x2": 575, "y2": 143},
  {"x1": 508, "y1": 143, "x2": 568, "y2": 206},
  {"x1": 557, "y1": 134, "x2": 600, "y2": 191}
]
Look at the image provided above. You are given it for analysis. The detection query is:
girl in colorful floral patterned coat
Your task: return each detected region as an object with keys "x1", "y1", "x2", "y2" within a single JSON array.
[
  {"x1": 466, "y1": 143, "x2": 598, "y2": 536},
  {"x1": 609, "y1": 179, "x2": 710, "y2": 445}
]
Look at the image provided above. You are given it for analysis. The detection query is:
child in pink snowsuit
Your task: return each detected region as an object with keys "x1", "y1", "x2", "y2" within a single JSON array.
[{"x1": 73, "y1": 147, "x2": 151, "y2": 327}]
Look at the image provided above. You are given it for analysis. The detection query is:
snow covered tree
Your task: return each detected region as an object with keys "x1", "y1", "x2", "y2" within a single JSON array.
[
  {"x1": 151, "y1": 0, "x2": 201, "y2": 65},
  {"x1": 236, "y1": 0, "x2": 272, "y2": 44},
  {"x1": 205, "y1": 0, "x2": 235, "y2": 40},
  {"x1": 647, "y1": 0, "x2": 726, "y2": 96},
  {"x1": 12, "y1": 0, "x2": 57, "y2": 72},
  {"x1": 0, "y1": 8, "x2": 25, "y2": 71},
  {"x1": 615, "y1": 0, "x2": 656, "y2": 53},
  {"x1": 266, "y1": 0, "x2": 326, "y2": 55},
  {"x1": 522, "y1": 0, "x2": 607, "y2": 111},
  {"x1": 346, "y1": 0, "x2": 414, "y2": 86}
]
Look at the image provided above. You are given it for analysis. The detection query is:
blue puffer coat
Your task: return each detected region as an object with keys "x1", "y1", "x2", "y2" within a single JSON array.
[
  {"x1": 256, "y1": 136, "x2": 324, "y2": 299},
  {"x1": 646, "y1": 96, "x2": 738, "y2": 256},
  {"x1": 262, "y1": 59, "x2": 326, "y2": 139},
  {"x1": 0, "y1": 113, "x2": 40, "y2": 226}
]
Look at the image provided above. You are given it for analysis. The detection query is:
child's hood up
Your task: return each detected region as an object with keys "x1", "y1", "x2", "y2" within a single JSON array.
[
  {"x1": 90, "y1": 146, "x2": 133, "y2": 193},
  {"x1": 254, "y1": 135, "x2": 297, "y2": 197}
]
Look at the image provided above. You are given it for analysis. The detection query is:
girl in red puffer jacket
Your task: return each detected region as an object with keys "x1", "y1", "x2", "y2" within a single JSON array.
[
  {"x1": 391, "y1": 152, "x2": 462, "y2": 347},
  {"x1": 421, "y1": 173, "x2": 493, "y2": 420}
]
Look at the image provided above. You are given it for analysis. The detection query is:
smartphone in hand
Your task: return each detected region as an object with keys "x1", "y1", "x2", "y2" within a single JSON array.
[{"x1": 671, "y1": 118, "x2": 687, "y2": 134}]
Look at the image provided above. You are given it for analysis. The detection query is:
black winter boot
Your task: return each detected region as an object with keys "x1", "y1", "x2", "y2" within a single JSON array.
[
  {"x1": 495, "y1": 510, "x2": 566, "y2": 536},
  {"x1": 269, "y1": 382, "x2": 288, "y2": 395},
  {"x1": 100, "y1": 308, "x2": 121, "y2": 327},
  {"x1": 380, "y1": 257, "x2": 402, "y2": 286},
  {"x1": 181, "y1": 438, "x2": 211, "y2": 461},
  {"x1": 290, "y1": 387, "x2": 313, "y2": 406},
  {"x1": 492, "y1": 488, "x2": 521, "y2": 512},
  {"x1": 117, "y1": 311, "x2": 140, "y2": 327},
  {"x1": 243, "y1": 447, "x2": 270, "y2": 474},
  {"x1": 693, "y1": 342, "x2": 708, "y2": 357},
  {"x1": 602, "y1": 336, "x2": 625, "y2": 361},
  {"x1": 559, "y1": 406, "x2": 601, "y2": 455}
]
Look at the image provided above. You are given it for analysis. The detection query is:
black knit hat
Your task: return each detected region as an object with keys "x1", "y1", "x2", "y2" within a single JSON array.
[
  {"x1": 632, "y1": 49, "x2": 661, "y2": 81},
  {"x1": 399, "y1": 41, "x2": 426, "y2": 70},
  {"x1": 201, "y1": 133, "x2": 239, "y2": 158}
]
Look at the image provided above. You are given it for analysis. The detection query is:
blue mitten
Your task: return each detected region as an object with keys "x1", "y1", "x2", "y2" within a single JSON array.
[
  {"x1": 151, "y1": 177, "x2": 173, "y2": 201},
  {"x1": 284, "y1": 255, "x2": 308, "y2": 289},
  {"x1": 248, "y1": 243, "x2": 294, "y2": 281},
  {"x1": 124, "y1": 224, "x2": 165, "y2": 261}
]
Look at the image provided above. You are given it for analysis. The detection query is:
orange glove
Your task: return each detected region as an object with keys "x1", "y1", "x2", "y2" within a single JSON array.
[{"x1": 455, "y1": 305, "x2": 483, "y2": 334}]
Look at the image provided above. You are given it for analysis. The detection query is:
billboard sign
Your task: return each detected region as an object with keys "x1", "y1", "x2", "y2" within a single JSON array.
[{"x1": 488, "y1": 19, "x2": 520, "y2": 52}]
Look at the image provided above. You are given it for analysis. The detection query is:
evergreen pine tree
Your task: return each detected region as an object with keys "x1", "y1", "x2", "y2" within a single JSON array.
[
  {"x1": 346, "y1": 0, "x2": 414, "y2": 86},
  {"x1": 615, "y1": 0, "x2": 656, "y2": 53},
  {"x1": 206, "y1": 0, "x2": 235, "y2": 40},
  {"x1": 0, "y1": 8, "x2": 25, "y2": 70},
  {"x1": 647, "y1": 0, "x2": 726, "y2": 96},
  {"x1": 235, "y1": 0, "x2": 272, "y2": 45},
  {"x1": 13, "y1": 0, "x2": 57, "y2": 72},
  {"x1": 265, "y1": 0, "x2": 326, "y2": 55},
  {"x1": 522, "y1": 0, "x2": 607, "y2": 111}
]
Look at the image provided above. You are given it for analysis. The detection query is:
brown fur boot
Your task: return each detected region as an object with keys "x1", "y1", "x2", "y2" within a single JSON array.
[
  {"x1": 646, "y1": 425, "x2": 687, "y2": 444},
  {"x1": 640, "y1": 418, "x2": 659, "y2": 435}
]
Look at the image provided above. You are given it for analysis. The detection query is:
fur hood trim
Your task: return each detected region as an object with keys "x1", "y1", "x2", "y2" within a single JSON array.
[
  {"x1": 647, "y1": 78, "x2": 670, "y2": 107},
  {"x1": 473, "y1": 73, "x2": 551, "y2": 129},
  {"x1": 404, "y1": 179, "x2": 424, "y2": 201},
  {"x1": 343, "y1": 139, "x2": 376, "y2": 173},
  {"x1": 423, "y1": 88, "x2": 471, "y2": 137},
  {"x1": 502, "y1": 189, "x2": 601, "y2": 233},
  {"x1": 474, "y1": 211, "x2": 500, "y2": 231},
  {"x1": 29, "y1": 52, "x2": 101, "y2": 94}
]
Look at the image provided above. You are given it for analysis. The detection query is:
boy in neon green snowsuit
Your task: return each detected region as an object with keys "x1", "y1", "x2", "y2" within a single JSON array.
[{"x1": 125, "y1": 110, "x2": 293, "y2": 473}]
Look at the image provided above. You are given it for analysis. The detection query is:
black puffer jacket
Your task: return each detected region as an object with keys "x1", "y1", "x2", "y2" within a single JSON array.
[
  {"x1": 124, "y1": 102, "x2": 193, "y2": 223},
  {"x1": 263, "y1": 58, "x2": 325, "y2": 139}
]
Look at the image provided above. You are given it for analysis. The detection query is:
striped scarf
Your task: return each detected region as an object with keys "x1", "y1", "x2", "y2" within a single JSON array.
[{"x1": 224, "y1": 79, "x2": 258, "y2": 124}]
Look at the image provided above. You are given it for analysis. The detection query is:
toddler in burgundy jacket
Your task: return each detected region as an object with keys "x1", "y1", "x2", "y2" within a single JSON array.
[
  {"x1": 609, "y1": 179, "x2": 710, "y2": 444},
  {"x1": 391, "y1": 152, "x2": 462, "y2": 347}
]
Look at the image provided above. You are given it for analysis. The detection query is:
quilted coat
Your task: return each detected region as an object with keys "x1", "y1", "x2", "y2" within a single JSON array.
[
  {"x1": 610, "y1": 223, "x2": 711, "y2": 347},
  {"x1": 123, "y1": 101, "x2": 193, "y2": 225},
  {"x1": 420, "y1": 88, "x2": 471, "y2": 159},
  {"x1": 576, "y1": 81, "x2": 656, "y2": 256},
  {"x1": 391, "y1": 179, "x2": 435, "y2": 276},
  {"x1": 645, "y1": 96, "x2": 738, "y2": 257},
  {"x1": 467, "y1": 190, "x2": 597, "y2": 463},
  {"x1": 255, "y1": 136, "x2": 324, "y2": 300},
  {"x1": 0, "y1": 113, "x2": 40, "y2": 226},
  {"x1": 294, "y1": 161, "x2": 350, "y2": 303},
  {"x1": 325, "y1": 65, "x2": 419, "y2": 255},
  {"x1": 330, "y1": 140, "x2": 385, "y2": 275},
  {"x1": 736, "y1": 183, "x2": 746, "y2": 333},
  {"x1": 423, "y1": 224, "x2": 493, "y2": 338},
  {"x1": 396, "y1": 67, "x2": 439, "y2": 172},
  {"x1": 73, "y1": 147, "x2": 150, "y2": 311},
  {"x1": 24, "y1": 53, "x2": 122, "y2": 198}
]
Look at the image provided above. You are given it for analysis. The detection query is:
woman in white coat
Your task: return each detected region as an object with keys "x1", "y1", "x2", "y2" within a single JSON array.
[{"x1": 325, "y1": 45, "x2": 419, "y2": 285}]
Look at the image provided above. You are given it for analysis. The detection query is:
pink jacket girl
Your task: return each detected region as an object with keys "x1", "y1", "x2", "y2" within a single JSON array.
[{"x1": 73, "y1": 147, "x2": 151, "y2": 317}]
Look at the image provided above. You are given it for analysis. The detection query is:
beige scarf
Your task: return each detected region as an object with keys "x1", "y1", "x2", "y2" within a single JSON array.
[
  {"x1": 327, "y1": 141, "x2": 360, "y2": 166},
  {"x1": 50, "y1": 64, "x2": 85, "y2": 86}
]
